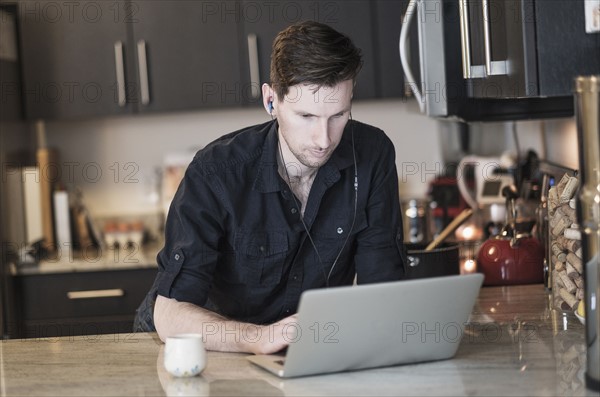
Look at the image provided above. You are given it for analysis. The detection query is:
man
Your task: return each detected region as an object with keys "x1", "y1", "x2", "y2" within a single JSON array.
[{"x1": 134, "y1": 21, "x2": 406, "y2": 354}]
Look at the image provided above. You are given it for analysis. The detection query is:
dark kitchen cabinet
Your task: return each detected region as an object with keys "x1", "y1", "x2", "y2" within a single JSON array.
[
  {"x1": 18, "y1": 0, "x2": 134, "y2": 119},
  {"x1": 17, "y1": 0, "x2": 407, "y2": 120},
  {"x1": 239, "y1": 0, "x2": 378, "y2": 103},
  {"x1": 128, "y1": 1, "x2": 244, "y2": 112},
  {"x1": 0, "y1": 59, "x2": 22, "y2": 120},
  {"x1": 463, "y1": 0, "x2": 600, "y2": 99},
  {"x1": 17, "y1": 0, "x2": 244, "y2": 120},
  {"x1": 0, "y1": 4, "x2": 22, "y2": 121},
  {"x1": 13, "y1": 267, "x2": 156, "y2": 338},
  {"x1": 374, "y1": 0, "x2": 419, "y2": 98}
]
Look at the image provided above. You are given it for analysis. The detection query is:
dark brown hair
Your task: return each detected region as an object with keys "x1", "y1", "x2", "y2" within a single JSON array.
[{"x1": 269, "y1": 20, "x2": 363, "y2": 100}]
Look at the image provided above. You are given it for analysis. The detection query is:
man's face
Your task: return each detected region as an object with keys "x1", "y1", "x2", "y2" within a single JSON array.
[{"x1": 275, "y1": 80, "x2": 353, "y2": 170}]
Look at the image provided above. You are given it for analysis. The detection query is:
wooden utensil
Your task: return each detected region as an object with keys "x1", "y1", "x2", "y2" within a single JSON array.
[{"x1": 425, "y1": 208, "x2": 473, "y2": 251}]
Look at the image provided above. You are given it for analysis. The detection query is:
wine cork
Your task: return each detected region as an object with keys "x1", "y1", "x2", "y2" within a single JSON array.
[
  {"x1": 552, "y1": 216, "x2": 571, "y2": 236},
  {"x1": 557, "y1": 236, "x2": 581, "y2": 253},
  {"x1": 550, "y1": 212, "x2": 560, "y2": 229},
  {"x1": 564, "y1": 228, "x2": 582, "y2": 240},
  {"x1": 559, "y1": 271, "x2": 577, "y2": 293},
  {"x1": 548, "y1": 187, "x2": 559, "y2": 214},
  {"x1": 551, "y1": 242, "x2": 567, "y2": 262},
  {"x1": 566, "y1": 262, "x2": 579, "y2": 278},
  {"x1": 555, "y1": 260, "x2": 565, "y2": 271},
  {"x1": 556, "y1": 174, "x2": 571, "y2": 197},
  {"x1": 560, "y1": 176, "x2": 579, "y2": 203},
  {"x1": 558, "y1": 205, "x2": 577, "y2": 224},
  {"x1": 566, "y1": 252, "x2": 582, "y2": 273},
  {"x1": 559, "y1": 287, "x2": 578, "y2": 309}
]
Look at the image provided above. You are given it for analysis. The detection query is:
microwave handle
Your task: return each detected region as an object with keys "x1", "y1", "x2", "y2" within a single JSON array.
[
  {"x1": 459, "y1": 0, "x2": 486, "y2": 79},
  {"x1": 482, "y1": 0, "x2": 509, "y2": 76},
  {"x1": 399, "y1": 0, "x2": 424, "y2": 112}
]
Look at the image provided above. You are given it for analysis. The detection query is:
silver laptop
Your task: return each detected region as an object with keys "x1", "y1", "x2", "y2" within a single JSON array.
[{"x1": 247, "y1": 273, "x2": 484, "y2": 378}]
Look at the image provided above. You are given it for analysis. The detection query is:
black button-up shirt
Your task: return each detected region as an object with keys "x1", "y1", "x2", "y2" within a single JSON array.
[{"x1": 153, "y1": 119, "x2": 406, "y2": 325}]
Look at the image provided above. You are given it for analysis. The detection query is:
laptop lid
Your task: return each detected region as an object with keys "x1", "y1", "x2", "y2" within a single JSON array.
[{"x1": 247, "y1": 273, "x2": 484, "y2": 378}]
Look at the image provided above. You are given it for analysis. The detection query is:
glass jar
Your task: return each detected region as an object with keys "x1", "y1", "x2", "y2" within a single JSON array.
[
  {"x1": 574, "y1": 75, "x2": 599, "y2": 390},
  {"x1": 548, "y1": 174, "x2": 584, "y2": 314},
  {"x1": 401, "y1": 198, "x2": 431, "y2": 244}
]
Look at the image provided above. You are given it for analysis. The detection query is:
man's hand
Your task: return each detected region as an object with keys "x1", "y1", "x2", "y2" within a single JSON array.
[
  {"x1": 155, "y1": 295, "x2": 299, "y2": 354},
  {"x1": 249, "y1": 314, "x2": 299, "y2": 355}
]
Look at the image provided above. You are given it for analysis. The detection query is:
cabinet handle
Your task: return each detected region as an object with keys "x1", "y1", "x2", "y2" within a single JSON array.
[
  {"x1": 482, "y1": 0, "x2": 508, "y2": 76},
  {"x1": 247, "y1": 33, "x2": 260, "y2": 99},
  {"x1": 458, "y1": 0, "x2": 485, "y2": 79},
  {"x1": 67, "y1": 289, "x2": 125, "y2": 300},
  {"x1": 114, "y1": 41, "x2": 126, "y2": 107},
  {"x1": 137, "y1": 40, "x2": 150, "y2": 106}
]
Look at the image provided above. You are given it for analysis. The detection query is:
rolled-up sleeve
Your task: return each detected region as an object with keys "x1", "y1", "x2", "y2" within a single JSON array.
[{"x1": 157, "y1": 158, "x2": 226, "y2": 306}]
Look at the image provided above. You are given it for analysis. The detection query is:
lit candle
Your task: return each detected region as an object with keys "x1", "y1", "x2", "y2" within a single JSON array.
[
  {"x1": 460, "y1": 258, "x2": 477, "y2": 274},
  {"x1": 455, "y1": 223, "x2": 483, "y2": 241}
]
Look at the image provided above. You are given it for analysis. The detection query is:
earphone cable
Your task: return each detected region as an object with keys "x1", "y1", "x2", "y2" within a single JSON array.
[
  {"x1": 277, "y1": 120, "x2": 358, "y2": 288},
  {"x1": 326, "y1": 121, "x2": 358, "y2": 283},
  {"x1": 278, "y1": 139, "x2": 328, "y2": 284}
]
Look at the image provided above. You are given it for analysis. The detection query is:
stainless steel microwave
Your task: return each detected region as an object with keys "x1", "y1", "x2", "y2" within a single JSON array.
[{"x1": 400, "y1": 0, "x2": 598, "y2": 122}]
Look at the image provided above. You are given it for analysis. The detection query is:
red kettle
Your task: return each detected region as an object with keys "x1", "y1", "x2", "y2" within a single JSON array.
[{"x1": 477, "y1": 186, "x2": 544, "y2": 286}]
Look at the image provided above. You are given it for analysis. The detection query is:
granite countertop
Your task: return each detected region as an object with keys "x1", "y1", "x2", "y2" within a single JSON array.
[{"x1": 1, "y1": 284, "x2": 598, "y2": 396}]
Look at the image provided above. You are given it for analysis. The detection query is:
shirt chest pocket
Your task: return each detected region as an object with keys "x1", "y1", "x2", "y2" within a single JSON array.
[
  {"x1": 234, "y1": 230, "x2": 289, "y2": 286},
  {"x1": 312, "y1": 211, "x2": 368, "y2": 265}
]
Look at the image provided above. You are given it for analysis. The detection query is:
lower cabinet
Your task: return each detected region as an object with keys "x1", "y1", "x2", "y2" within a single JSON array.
[{"x1": 13, "y1": 267, "x2": 156, "y2": 338}]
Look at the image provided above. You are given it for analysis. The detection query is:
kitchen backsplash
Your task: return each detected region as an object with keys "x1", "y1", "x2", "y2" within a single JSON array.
[{"x1": 38, "y1": 99, "x2": 577, "y2": 220}]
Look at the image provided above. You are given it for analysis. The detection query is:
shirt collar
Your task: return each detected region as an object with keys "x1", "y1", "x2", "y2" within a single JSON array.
[{"x1": 253, "y1": 120, "x2": 356, "y2": 193}]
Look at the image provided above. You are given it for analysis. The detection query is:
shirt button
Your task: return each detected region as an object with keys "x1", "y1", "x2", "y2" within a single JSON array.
[
  {"x1": 291, "y1": 208, "x2": 297, "y2": 214},
  {"x1": 285, "y1": 309, "x2": 291, "y2": 314},
  {"x1": 174, "y1": 254, "x2": 180, "y2": 260},
  {"x1": 259, "y1": 246, "x2": 266, "y2": 253},
  {"x1": 292, "y1": 274, "x2": 298, "y2": 281},
  {"x1": 337, "y1": 227, "x2": 344, "y2": 234}
]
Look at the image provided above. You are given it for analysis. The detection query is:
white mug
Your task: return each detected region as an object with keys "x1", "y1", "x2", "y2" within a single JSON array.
[{"x1": 164, "y1": 334, "x2": 206, "y2": 377}]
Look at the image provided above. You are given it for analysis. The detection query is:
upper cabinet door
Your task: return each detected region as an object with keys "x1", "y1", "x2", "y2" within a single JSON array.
[
  {"x1": 465, "y1": 0, "x2": 600, "y2": 99},
  {"x1": 240, "y1": 0, "x2": 377, "y2": 104},
  {"x1": 17, "y1": 0, "x2": 404, "y2": 120},
  {"x1": 0, "y1": 5, "x2": 22, "y2": 121},
  {"x1": 374, "y1": 0, "x2": 415, "y2": 98},
  {"x1": 130, "y1": 1, "x2": 243, "y2": 112},
  {"x1": 18, "y1": 0, "x2": 133, "y2": 119},
  {"x1": 534, "y1": 0, "x2": 600, "y2": 97}
]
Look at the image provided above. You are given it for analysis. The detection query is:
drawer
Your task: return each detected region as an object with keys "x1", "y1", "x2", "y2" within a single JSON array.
[{"x1": 15, "y1": 268, "x2": 157, "y2": 321}]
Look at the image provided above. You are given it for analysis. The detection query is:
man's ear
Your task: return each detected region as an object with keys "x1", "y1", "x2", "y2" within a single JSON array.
[{"x1": 262, "y1": 83, "x2": 275, "y2": 115}]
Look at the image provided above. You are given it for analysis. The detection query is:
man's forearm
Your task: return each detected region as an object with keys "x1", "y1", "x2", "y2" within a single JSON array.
[{"x1": 154, "y1": 295, "x2": 294, "y2": 354}]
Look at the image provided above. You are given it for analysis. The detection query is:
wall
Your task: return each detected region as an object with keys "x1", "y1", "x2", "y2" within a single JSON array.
[
  {"x1": 42, "y1": 99, "x2": 578, "y2": 221},
  {"x1": 43, "y1": 99, "x2": 444, "y2": 218}
]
